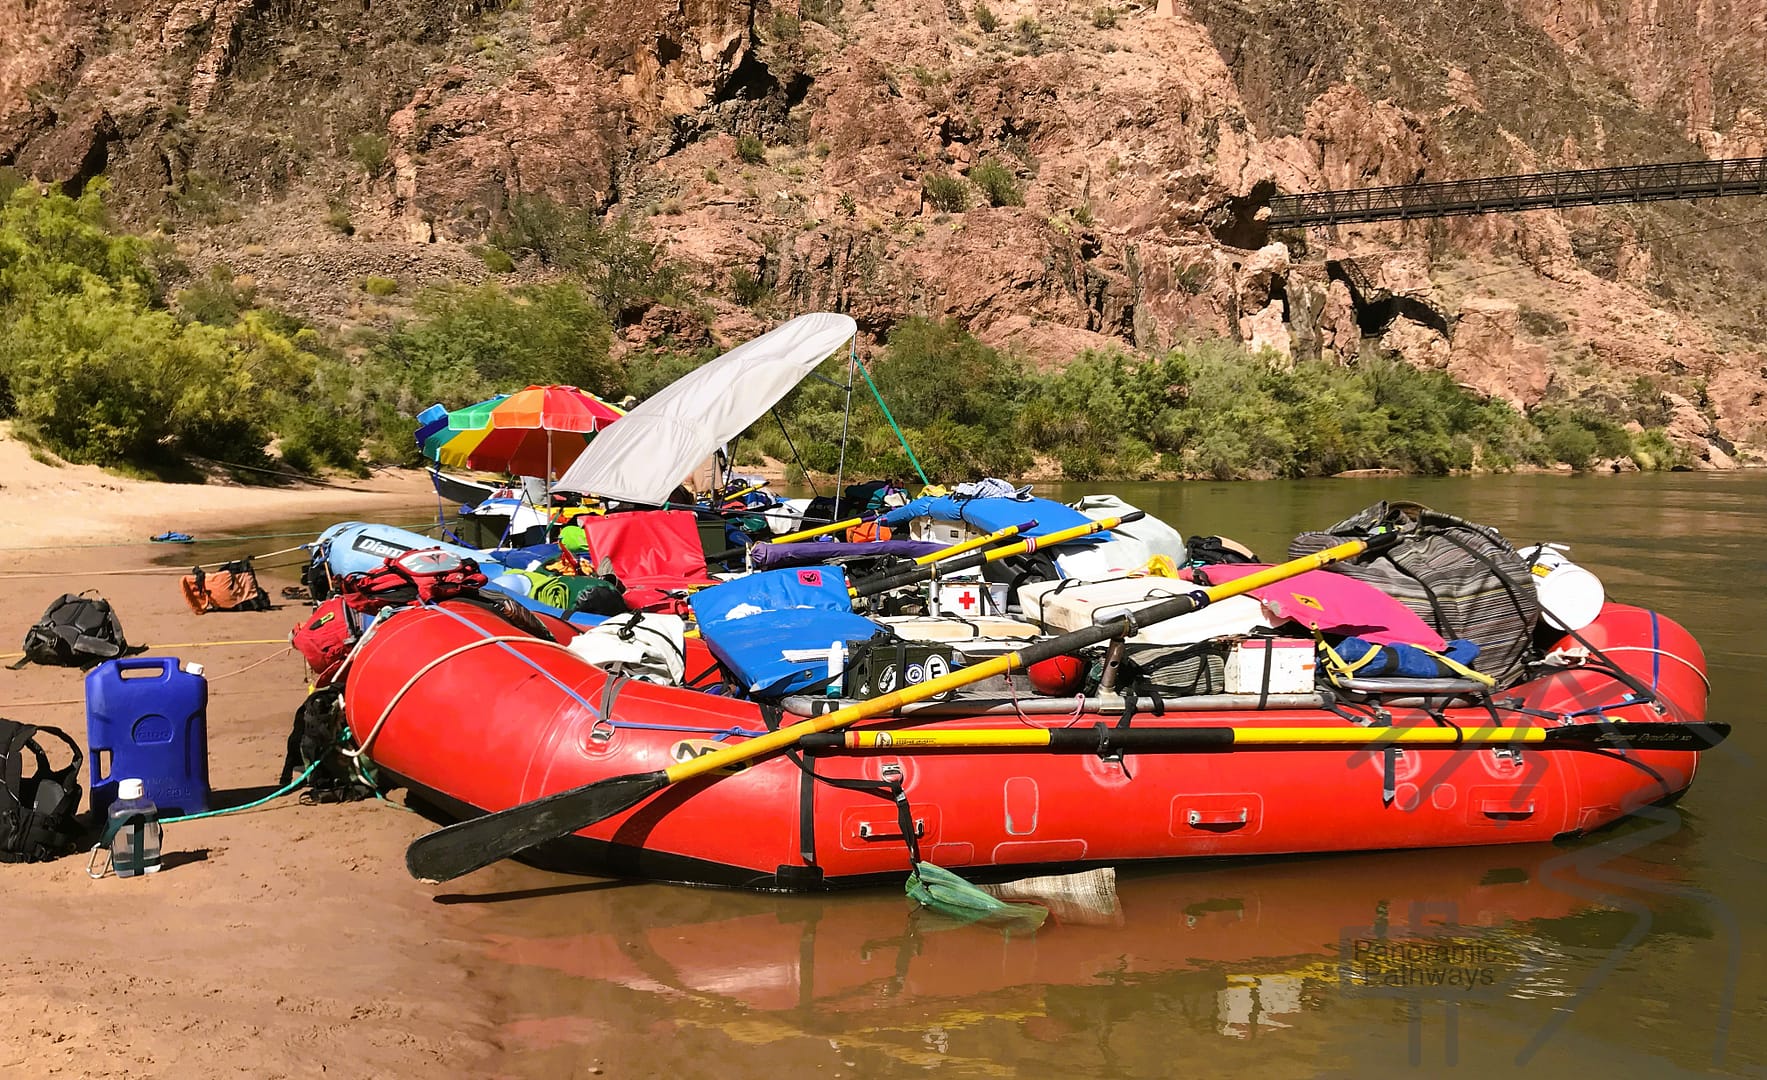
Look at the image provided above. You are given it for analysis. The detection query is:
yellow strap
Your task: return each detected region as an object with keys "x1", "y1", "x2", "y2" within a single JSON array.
[
  {"x1": 1316, "y1": 629, "x2": 1496, "y2": 687},
  {"x1": 1427, "y1": 647, "x2": 1496, "y2": 686},
  {"x1": 1135, "y1": 554, "x2": 1180, "y2": 578},
  {"x1": 1316, "y1": 631, "x2": 1380, "y2": 685}
]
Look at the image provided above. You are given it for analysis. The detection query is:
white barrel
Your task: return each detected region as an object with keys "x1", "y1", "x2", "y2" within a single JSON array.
[{"x1": 1518, "y1": 544, "x2": 1605, "y2": 632}]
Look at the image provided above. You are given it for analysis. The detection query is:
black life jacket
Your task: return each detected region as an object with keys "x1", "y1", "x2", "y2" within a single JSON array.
[
  {"x1": 0, "y1": 719, "x2": 86, "y2": 863},
  {"x1": 10, "y1": 592, "x2": 135, "y2": 670}
]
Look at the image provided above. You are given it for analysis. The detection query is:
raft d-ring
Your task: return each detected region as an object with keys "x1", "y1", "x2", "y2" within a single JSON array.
[{"x1": 588, "y1": 717, "x2": 616, "y2": 743}]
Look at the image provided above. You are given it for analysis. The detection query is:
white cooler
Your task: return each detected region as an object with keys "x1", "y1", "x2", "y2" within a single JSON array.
[{"x1": 1018, "y1": 577, "x2": 1272, "y2": 645}]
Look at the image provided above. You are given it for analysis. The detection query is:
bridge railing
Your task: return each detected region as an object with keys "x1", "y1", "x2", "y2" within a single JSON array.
[{"x1": 1267, "y1": 157, "x2": 1767, "y2": 227}]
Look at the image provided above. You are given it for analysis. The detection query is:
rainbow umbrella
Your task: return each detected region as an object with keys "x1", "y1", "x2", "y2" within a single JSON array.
[
  {"x1": 420, "y1": 386, "x2": 625, "y2": 480},
  {"x1": 416, "y1": 395, "x2": 508, "y2": 462}
]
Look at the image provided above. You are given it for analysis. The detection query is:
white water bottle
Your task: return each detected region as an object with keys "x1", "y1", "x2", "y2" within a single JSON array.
[
  {"x1": 107, "y1": 778, "x2": 163, "y2": 877},
  {"x1": 826, "y1": 641, "x2": 845, "y2": 697}
]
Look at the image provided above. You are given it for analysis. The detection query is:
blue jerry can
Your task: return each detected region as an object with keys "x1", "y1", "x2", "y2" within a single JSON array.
[{"x1": 84, "y1": 657, "x2": 210, "y2": 818}]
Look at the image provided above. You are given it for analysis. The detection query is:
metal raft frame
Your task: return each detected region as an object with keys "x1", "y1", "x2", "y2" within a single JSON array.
[{"x1": 1267, "y1": 157, "x2": 1767, "y2": 228}]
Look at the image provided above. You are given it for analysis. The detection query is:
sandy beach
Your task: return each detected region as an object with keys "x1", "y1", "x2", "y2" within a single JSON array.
[{"x1": 0, "y1": 443, "x2": 513, "y2": 1078}]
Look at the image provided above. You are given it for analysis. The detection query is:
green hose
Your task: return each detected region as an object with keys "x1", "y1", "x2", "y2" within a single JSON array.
[
  {"x1": 160, "y1": 759, "x2": 321, "y2": 824},
  {"x1": 854, "y1": 357, "x2": 931, "y2": 486}
]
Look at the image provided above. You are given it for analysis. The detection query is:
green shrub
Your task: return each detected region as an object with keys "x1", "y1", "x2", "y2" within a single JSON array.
[
  {"x1": 768, "y1": 10, "x2": 802, "y2": 40},
  {"x1": 175, "y1": 265, "x2": 255, "y2": 325},
  {"x1": 349, "y1": 132, "x2": 390, "y2": 177},
  {"x1": 362, "y1": 275, "x2": 398, "y2": 297},
  {"x1": 371, "y1": 281, "x2": 617, "y2": 427},
  {"x1": 475, "y1": 246, "x2": 515, "y2": 273},
  {"x1": 973, "y1": 1, "x2": 998, "y2": 30},
  {"x1": 324, "y1": 201, "x2": 354, "y2": 235},
  {"x1": 1091, "y1": 5, "x2": 1118, "y2": 27},
  {"x1": 1629, "y1": 428, "x2": 1686, "y2": 471},
  {"x1": 488, "y1": 196, "x2": 690, "y2": 319},
  {"x1": 278, "y1": 391, "x2": 366, "y2": 476},
  {"x1": 922, "y1": 172, "x2": 969, "y2": 212},
  {"x1": 1533, "y1": 406, "x2": 1631, "y2": 469},
  {"x1": 968, "y1": 157, "x2": 1023, "y2": 207},
  {"x1": 736, "y1": 135, "x2": 767, "y2": 165},
  {"x1": 730, "y1": 266, "x2": 770, "y2": 308}
]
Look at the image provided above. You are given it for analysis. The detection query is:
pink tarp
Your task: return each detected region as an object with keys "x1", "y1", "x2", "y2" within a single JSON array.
[{"x1": 1189, "y1": 564, "x2": 1446, "y2": 649}]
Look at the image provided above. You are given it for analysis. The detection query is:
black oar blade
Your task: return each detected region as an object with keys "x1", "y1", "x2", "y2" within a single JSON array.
[
  {"x1": 404, "y1": 770, "x2": 669, "y2": 883},
  {"x1": 1546, "y1": 720, "x2": 1731, "y2": 752}
]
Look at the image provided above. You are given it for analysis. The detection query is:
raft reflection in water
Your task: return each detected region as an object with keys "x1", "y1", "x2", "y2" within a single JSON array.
[{"x1": 475, "y1": 835, "x2": 1723, "y2": 1054}]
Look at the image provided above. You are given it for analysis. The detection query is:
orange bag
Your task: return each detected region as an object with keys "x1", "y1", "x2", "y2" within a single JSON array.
[
  {"x1": 846, "y1": 520, "x2": 893, "y2": 543},
  {"x1": 180, "y1": 559, "x2": 272, "y2": 615}
]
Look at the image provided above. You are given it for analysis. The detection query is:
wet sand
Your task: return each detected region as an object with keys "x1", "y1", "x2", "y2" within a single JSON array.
[{"x1": 0, "y1": 461, "x2": 516, "y2": 1078}]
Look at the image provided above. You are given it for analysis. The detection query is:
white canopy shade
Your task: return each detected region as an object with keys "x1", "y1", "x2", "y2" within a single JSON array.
[{"x1": 557, "y1": 312, "x2": 858, "y2": 504}]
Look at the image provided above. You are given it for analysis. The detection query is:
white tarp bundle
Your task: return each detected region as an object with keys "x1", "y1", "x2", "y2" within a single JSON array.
[{"x1": 557, "y1": 312, "x2": 859, "y2": 504}]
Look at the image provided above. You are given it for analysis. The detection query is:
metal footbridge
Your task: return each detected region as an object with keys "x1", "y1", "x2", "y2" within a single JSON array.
[{"x1": 1267, "y1": 157, "x2": 1767, "y2": 228}]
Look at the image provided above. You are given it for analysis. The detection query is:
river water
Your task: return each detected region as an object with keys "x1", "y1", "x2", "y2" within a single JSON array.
[{"x1": 339, "y1": 473, "x2": 1764, "y2": 1077}]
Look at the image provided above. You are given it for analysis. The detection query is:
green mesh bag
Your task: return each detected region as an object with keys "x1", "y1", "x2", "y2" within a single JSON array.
[{"x1": 906, "y1": 862, "x2": 1048, "y2": 930}]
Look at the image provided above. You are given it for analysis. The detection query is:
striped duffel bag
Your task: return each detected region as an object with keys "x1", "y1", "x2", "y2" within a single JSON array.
[{"x1": 1288, "y1": 501, "x2": 1541, "y2": 686}]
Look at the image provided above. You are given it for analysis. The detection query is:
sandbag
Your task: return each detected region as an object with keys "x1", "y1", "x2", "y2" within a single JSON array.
[{"x1": 1289, "y1": 502, "x2": 1540, "y2": 685}]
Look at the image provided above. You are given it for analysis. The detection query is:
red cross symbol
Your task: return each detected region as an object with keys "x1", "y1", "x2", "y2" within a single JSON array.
[{"x1": 956, "y1": 589, "x2": 977, "y2": 611}]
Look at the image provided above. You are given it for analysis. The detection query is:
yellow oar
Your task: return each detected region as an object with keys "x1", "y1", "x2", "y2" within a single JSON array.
[
  {"x1": 715, "y1": 481, "x2": 768, "y2": 503},
  {"x1": 903, "y1": 518, "x2": 1038, "y2": 566},
  {"x1": 849, "y1": 512, "x2": 1142, "y2": 599},
  {"x1": 772, "y1": 512, "x2": 875, "y2": 544},
  {"x1": 804, "y1": 721, "x2": 1730, "y2": 754},
  {"x1": 405, "y1": 531, "x2": 1385, "y2": 883}
]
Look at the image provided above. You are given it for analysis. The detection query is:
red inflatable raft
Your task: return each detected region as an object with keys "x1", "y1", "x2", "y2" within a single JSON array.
[{"x1": 343, "y1": 600, "x2": 1710, "y2": 890}]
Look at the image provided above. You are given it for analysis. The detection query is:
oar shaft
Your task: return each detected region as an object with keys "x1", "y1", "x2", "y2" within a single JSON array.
[
  {"x1": 803, "y1": 720, "x2": 1729, "y2": 754},
  {"x1": 772, "y1": 512, "x2": 874, "y2": 544},
  {"x1": 852, "y1": 512, "x2": 1143, "y2": 598},
  {"x1": 814, "y1": 726, "x2": 1549, "y2": 751},
  {"x1": 910, "y1": 518, "x2": 1038, "y2": 566}
]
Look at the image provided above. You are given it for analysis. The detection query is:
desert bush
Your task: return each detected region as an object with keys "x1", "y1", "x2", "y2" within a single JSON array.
[
  {"x1": 1628, "y1": 428, "x2": 1687, "y2": 471},
  {"x1": 736, "y1": 135, "x2": 767, "y2": 165},
  {"x1": 324, "y1": 201, "x2": 354, "y2": 235},
  {"x1": 922, "y1": 172, "x2": 969, "y2": 212},
  {"x1": 730, "y1": 266, "x2": 770, "y2": 308},
  {"x1": 973, "y1": 1, "x2": 998, "y2": 30},
  {"x1": 362, "y1": 275, "x2": 398, "y2": 296},
  {"x1": 475, "y1": 246, "x2": 515, "y2": 273},
  {"x1": 371, "y1": 281, "x2": 616, "y2": 412},
  {"x1": 349, "y1": 132, "x2": 390, "y2": 177},
  {"x1": 489, "y1": 196, "x2": 690, "y2": 320},
  {"x1": 175, "y1": 265, "x2": 256, "y2": 326},
  {"x1": 968, "y1": 157, "x2": 1023, "y2": 207}
]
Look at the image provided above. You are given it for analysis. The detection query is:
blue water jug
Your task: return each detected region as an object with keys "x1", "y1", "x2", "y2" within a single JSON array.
[{"x1": 85, "y1": 657, "x2": 210, "y2": 817}]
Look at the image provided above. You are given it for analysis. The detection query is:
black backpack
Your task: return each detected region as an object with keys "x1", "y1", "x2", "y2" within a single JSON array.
[
  {"x1": 0, "y1": 718, "x2": 86, "y2": 863},
  {"x1": 9, "y1": 591, "x2": 137, "y2": 670},
  {"x1": 279, "y1": 688, "x2": 375, "y2": 804}
]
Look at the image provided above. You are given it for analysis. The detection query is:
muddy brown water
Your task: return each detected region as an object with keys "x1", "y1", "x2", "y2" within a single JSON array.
[{"x1": 223, "y1": 475, "x2": 1764, "y2": 1077}]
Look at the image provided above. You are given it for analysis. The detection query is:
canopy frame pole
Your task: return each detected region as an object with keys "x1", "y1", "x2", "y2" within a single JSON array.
[
  {"x1": 833, "y1": 338, "x2": 856, "y2": 522},
  {"x1": 773, "y1": 408, "x2": 821, "y2": 498}
]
